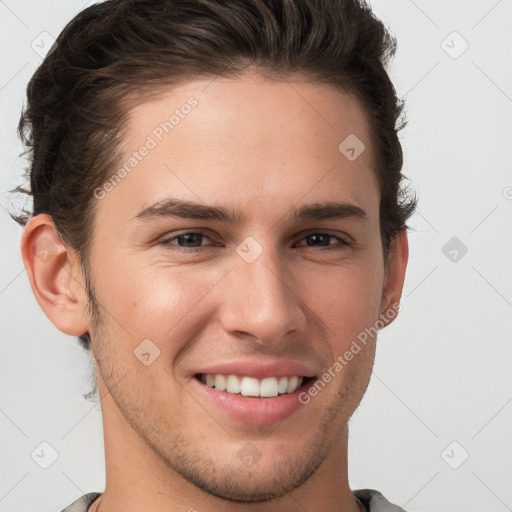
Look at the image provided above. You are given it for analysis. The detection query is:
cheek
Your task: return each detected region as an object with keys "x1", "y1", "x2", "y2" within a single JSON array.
[
  {"x1": 101, "y1": 259, "x2": 223, "y2": 347},
  {"x1": 305, "y1": 262, "x2": 383, "y2": 351}
]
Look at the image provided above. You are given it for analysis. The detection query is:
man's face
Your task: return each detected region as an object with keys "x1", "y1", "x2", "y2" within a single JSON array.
[{"x1": 85, "y1": 71, "x2": 399, "y2": 501}]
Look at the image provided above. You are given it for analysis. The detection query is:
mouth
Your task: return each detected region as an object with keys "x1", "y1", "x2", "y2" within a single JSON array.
[
  {"x1": 195, "y1": 373, "x2": 315, "y2": 398},
  {"x1": 192, "y1": 373, "x2": 317, "y2": 424}
]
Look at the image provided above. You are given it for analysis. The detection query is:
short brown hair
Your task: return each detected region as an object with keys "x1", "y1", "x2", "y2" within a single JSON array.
[{"x1": 11, "y1": 0, "x2": 417, "y2": 350}]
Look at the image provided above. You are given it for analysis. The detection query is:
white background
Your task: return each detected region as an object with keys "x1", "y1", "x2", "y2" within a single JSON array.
[{"x1": 1, "y1": 1, "x2": 511, "y2": 511}]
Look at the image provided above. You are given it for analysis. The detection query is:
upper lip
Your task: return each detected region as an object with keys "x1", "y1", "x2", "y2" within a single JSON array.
[{"x1": 194, "y1": 359, "x2": 318, "y2": 379}]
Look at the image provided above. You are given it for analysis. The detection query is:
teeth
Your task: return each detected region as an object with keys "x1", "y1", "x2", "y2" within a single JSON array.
[
  {"x1": 226, "y1": 375, "x2": 241, "y2": 394},
  {"x1": 286, "y1": 376, "x2": 299, "y2": 393},
  {"x1": 260, "y1": 377, "x2": 279, "y2": 397},
  {"x1": 278, "y1": 376, "x2": 288, "y2": 394},
  {"x1": 240, "y1": 376, "x2": 260, "y2": 397},
  {"x1": 202, "y1": 374, "x2": 304, "y2": 397},
  {"x1": 214, "y1": 374, "x2": 226, "y2": 391}
]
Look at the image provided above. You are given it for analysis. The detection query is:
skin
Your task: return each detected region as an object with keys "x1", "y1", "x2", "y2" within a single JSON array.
[{"x1": 21, "y1": 70, "x2": 408, "y2": 512}]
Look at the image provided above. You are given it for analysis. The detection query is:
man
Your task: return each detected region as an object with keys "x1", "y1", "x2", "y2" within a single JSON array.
[{"x1": 15, "y1": 0, "x2": 416, "y2": 510}]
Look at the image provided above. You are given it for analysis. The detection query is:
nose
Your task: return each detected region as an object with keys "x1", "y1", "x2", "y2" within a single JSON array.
[{"x1": 219, "y1": 239, "x2": 307, "y2": 346}]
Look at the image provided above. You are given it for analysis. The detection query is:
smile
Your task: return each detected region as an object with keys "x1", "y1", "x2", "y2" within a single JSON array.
[
  {"x1": 197, "y1": 374, "x2": 308, "y2": 397},
  {"x1": 193, "y1": 373, "x2": 316, "y2": 424}
]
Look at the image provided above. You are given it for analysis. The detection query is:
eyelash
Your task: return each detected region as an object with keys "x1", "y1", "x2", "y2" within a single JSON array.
[{"x1": 159, "y1": 231, "x2": 351, "y2": 252}]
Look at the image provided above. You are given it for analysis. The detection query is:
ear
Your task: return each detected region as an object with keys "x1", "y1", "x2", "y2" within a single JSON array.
[
  {"x1": 379, "y1": 230, "x2": 409, "y2": 327},
  {"x1": 20, "y1": 214, "x2": 89, "y2": 337}
]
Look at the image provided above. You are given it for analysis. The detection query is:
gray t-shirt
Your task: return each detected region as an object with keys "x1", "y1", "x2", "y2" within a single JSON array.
[{"x1": 61, "y1": 489, "x2": 407, "y2": 511}]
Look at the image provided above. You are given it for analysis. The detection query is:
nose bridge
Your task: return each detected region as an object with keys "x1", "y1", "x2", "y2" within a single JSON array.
[{"x1": 220, "y1": 237, "x2": 306, "y2": 343}]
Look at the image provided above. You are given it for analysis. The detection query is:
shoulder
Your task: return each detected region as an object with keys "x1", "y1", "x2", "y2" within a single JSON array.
[
  {"x1": 353, "y1": 489, "x2": 408, "y2": 512},
  {"x1": 60, "y1": 492, "x2": 102, "y2": 512}
]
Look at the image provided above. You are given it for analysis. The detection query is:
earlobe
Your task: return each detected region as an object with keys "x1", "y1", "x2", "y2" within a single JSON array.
[
  {"x1": 380, "y1": 230, "x2": 409, "y2": 325},
  {"x1": 20, "y1": 214, "x2": 89, "y2": 336}
]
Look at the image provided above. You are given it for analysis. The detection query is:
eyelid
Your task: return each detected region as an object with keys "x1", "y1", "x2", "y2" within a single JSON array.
[
  {"x1": 159, "y1": 229, "x2": 352, "y2": 251},
  {"x1": 159, "y1": 230, "x2": 216, "y2": 247},
  {"x1": 294, "y1": 232, "x2": 351, "y2": 249},
  {"x1": 298, "y1": 229, "x2": 352, "y2": 244}
]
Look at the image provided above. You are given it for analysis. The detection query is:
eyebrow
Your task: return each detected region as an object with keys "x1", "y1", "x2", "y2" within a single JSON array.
[{"x1": 134, "y1": 198, "x2": 368, "y2": 223}]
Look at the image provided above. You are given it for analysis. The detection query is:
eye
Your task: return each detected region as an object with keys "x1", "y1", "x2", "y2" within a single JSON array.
[
  {"x1": 294, "y1": 233, "x2": 350, "y2": 251},
  {"x1": 159, "y1": 231, "x2": 214, "y2": 250},
  {"x1": 159, "y1": 230, "x2": 350, "y2": 252}
]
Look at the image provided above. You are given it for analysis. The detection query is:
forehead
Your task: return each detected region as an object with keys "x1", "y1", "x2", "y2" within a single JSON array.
[
  {"x1": 125, "y1": 71, "x2": 375, "y2": 165},
  {"x1": 98, "y1": 72, "x2": 379, "y2": 228}
]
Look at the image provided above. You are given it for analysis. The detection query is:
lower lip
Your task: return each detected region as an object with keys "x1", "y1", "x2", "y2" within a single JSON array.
[{"x1": 192, "y1": 377, "x2": 311, "y2": 424}]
